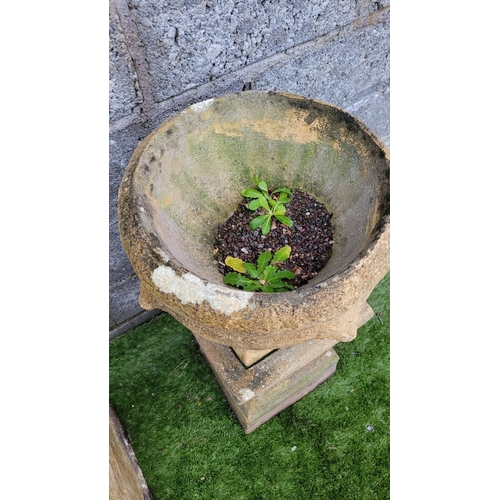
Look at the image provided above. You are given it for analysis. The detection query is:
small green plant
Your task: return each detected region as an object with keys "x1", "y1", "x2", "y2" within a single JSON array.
[
  {"x1": 223, "y1": 245, "x2": 295, "y2": 292},
  {"x1": 242, "y1": 175, "x2": 294, "y2": 235}
]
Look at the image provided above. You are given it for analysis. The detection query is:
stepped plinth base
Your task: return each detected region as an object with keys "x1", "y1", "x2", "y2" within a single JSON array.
[{"x1": 193, "y1": 333, "x2": 340, "y2": 433}]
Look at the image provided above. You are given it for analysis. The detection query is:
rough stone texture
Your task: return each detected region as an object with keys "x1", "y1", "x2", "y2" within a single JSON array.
[
  {"x1": 262, "y1": 25, "x2": 384, "y2": 90},
  {"x1": 118, "y1": 91, "x2": 389, "y2": 349},
  {"x1": 109, "y1": 0, "x2": 390, "y2": 337},
  {"x1": 109, "y1": 3, "x2": 142, "y2": 122},
  {"x1": 371, "y1": 0, "x2": 390, "y2": 11},
  {"x1": 195, "y1": 333, "x2": 340, "y2": 433},
  {"x1": 110, "y1": 222, "x2": 134, "y2": 286},
  {"x1": 256, "y1": 10, "x2": 390, "y2": 126},
  {"x1": 126, "y1": 0, "x2": 359, "y2": 104},
  {"x1": 110, "y1": 123, "x2": 154, "y2": 224},
  {"x1": 346, "y1": 86, "x2": 390, "y2": 145},
  {"x1": 109, "y1": 276, "x2": 147, "y2": 326}
]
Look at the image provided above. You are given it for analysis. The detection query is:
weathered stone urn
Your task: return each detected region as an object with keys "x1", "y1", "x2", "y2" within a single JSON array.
[{"x1": 118, "y1": 90, "x2": 389, "y2": 432}]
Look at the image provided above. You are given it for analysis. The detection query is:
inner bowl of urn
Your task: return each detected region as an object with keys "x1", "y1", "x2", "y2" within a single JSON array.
[
  {"x1": 125, "y1": 91, "x2": 389, "y2": 286},
  {"x1": 118, "y1": 91, "x2": 389, "y2": 349}
]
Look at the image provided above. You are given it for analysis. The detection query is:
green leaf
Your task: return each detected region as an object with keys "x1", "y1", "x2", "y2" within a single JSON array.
[
  {"x1": 272, "y1": 283, "x2": 294, "y2": 292},
  {"x1": 257, "y1": 251, "x2": 272, "y2": 275},
  {"x1": 225, "y1": 256, "x2": 247, "y2": 274},
  {"x1": 262, "y1": 284, "x2": 276, "y2": 293},
  {"x1": 278, "y1": 195, "x2": 290, "y2": 205},
  {"x1": 245, "y1": 282, "x2": 263, "y2": 292},
  {"x1": 247, "y1": 198, "x2": 262, "y2": 210},
  {"x1": 273, "y1": 187, "x2": 292, "y2": 196},
  {"x1": 241, "y1": 188, "x2": 263, "y2": 199},
  {"x1": 272, "y1": 203, "x2": 286, "y2": 215},
  {"x1": 257, "y1": 180, "x2": 268, "y2": 193},
  {"x1": 261, "y1": 216, "x2": 272, "y2": 235},
  {"x1": 223, "y1": 273, "x2": 260, "y2": 291},
  {"x1": 257, "y1": 193, "x2": 270, "y2": 211},
  {"x1": 268, "y1": 270, "x2": 296, "y2": 282},
  {"x1": 271, "y1": 245, "x2": 291, "y2": 263},
  {"x1": 243, "y1": 262, "x2": 259, "y2": 279},
  {"x1": 275, "y1": 214, "x2": 293, "y2": 227},
  {"x1": 245, "y1": 192, "x2": 270, "y2": 212},
  {"x1": 261, "y1": 264, "x2": 278, "y2": 281},
  {"x1": 249, "y1": 215, "x2": 268, "y2": 230}
]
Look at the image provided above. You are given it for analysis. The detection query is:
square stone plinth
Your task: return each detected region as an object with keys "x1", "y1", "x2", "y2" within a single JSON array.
[{"x1": 193, "y1": 334, "x2": 340, "y2": 433}]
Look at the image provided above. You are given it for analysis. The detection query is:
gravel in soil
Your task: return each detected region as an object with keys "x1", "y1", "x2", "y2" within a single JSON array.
[{"x1": 213, "y1": 190, "x2": 335, "y2": 288}]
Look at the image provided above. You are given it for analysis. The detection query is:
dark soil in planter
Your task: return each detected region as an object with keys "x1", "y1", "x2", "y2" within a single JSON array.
[{"x1": 214, "y1": 190, "x2": 335, "y2": 288}]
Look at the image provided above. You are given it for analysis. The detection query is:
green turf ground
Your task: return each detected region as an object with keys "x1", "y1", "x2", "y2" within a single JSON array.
[{"x1": 109, "y1": 272, "x2": 390, "y2": 499}]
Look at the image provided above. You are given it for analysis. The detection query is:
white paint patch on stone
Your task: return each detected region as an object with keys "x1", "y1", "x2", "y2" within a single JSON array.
[
  {"x1": 238, "y1": 389, "x2": 255, "y2": 403},
  {"x1": 152, "y1": 265, "x2": 253, "y2": 315},
  {"x1": 325, "y1": 351, "x2": 332, "y2": 357},
  {"x1": 191, "y1": 98, "x2": 214, "y2": 113}
]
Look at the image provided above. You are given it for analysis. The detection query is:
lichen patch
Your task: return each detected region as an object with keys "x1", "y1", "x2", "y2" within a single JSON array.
[
  {"x1": 238, "y1": 389, "x2": 255, "y2": 403},
  {"x1": 152, "y1": 265, "x2": 253, "y2": 315}
]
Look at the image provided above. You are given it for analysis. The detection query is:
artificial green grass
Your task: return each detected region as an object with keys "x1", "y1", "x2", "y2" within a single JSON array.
[{"x1": 109, "y1": 272, "x2": 390, "y2": 499}]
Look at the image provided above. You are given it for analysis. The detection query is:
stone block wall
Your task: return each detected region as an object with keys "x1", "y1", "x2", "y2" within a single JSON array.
[{"x1": 109, "y1": 0, "x2": 390, "y2": 338}]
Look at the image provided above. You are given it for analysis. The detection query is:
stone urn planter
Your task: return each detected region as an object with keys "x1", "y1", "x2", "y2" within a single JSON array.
[{"x1": 118, "y1": 90, "x2": 389, "y2": 433}]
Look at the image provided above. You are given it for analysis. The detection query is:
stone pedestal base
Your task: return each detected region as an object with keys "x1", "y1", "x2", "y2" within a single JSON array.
[{"x1": 193, "y1": 333, "x2": 340, "y2": 433}]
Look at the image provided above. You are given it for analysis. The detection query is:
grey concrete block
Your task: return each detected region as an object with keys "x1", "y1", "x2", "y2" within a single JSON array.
[
  {"x1": 255, "y1": 10, "x2": 389, "y2": 116},
  {"x1": 109, "y1": 121, "x2": 153, "y2": 223},
  {"x1": 110, "y1": 221, "x2": 135, "y2": 286},
  {"x1": 127, "y1": 0, "x2": 359, "y2": 103},
  {"x1": 109, "y1": 275, "x2": 145, "y2": 325},
  {"x1": 371, "y1": 0, "x2": 390, "y2": 12},
  {"x1": 110, "y1": 309, "x2": 163, "y2": 340},
  {"x1": 345, "y1": 86, "x2": 390, "y2": 145},
  {"x1": 109, "y1": 3, "x2": 143, "y2": 122}
]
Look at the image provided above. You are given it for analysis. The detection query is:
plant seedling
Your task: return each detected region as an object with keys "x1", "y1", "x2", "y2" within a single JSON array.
[
  {"x1": 241, "y1": 175, "x2": 294, "y2": 235},
  {"x1": 223, "y1": 245, "x2": 296, "y2": 293}
]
